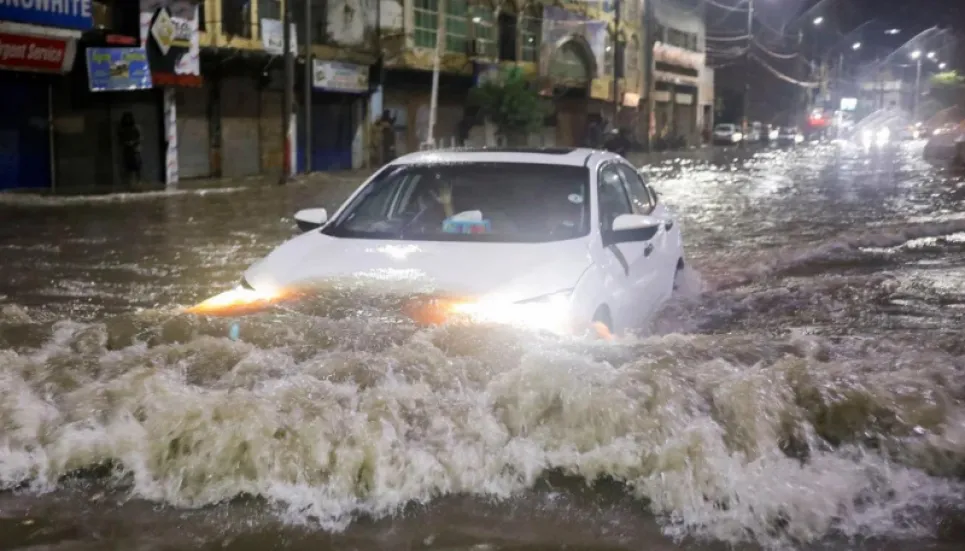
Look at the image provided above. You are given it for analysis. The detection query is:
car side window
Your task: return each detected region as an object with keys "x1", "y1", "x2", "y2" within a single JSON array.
[
  {"x1": 598, "y1": 164, "x2": 633, "y2": 231},
  {"x1": 614, "y1": 164, "x2": 655, "y2": 214}
]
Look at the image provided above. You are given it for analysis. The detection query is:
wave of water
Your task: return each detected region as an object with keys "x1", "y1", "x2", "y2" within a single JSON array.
[{"x1": 2, "y1": 261, "x2": 963, "y2": 549}]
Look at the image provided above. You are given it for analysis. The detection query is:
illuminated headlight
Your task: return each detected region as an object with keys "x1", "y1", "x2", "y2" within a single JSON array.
[
  {"x1": 186, "y1": 281, "x2": 294, "y2": 316},
  {"x1": 794, "y1": 134, "x2": 804, "y2": 143},
  {"x1": 934, "y1": 128, "x2": 947, "y2": 136},
  {"x1": 732, "y1": 132, "x2": 743, "y2": 142},
  {"x1": 860, "y1": 129, "x2": 873, "y2": 148},
  {"x1": 876, "y1": 127, "x2": 890, "y2": 146},
  {"x1": 449, "y1": 289, "x2": 573, "y2": 333}
]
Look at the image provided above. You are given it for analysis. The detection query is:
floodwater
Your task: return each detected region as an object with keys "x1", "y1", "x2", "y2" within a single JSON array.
[{"x1": 1, "y1": 141, "x2": 964, "y2": 551}]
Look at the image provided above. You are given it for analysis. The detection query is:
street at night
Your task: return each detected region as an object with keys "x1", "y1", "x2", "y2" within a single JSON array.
[{"x1": 2, "y1": 141, "x2": 965, "y2": 550}]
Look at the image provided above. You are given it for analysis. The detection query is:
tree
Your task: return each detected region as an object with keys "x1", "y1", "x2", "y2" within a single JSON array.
[
  {"x1": 468, "y1": 66, "x2": 550, "y2": 145},
  {"x1": 928, "y1": 71, "x2": 965, "y2": 109}
]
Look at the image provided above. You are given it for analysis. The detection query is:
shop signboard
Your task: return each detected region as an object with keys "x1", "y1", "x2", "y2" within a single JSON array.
[
  {"x1": 86, "y1": 47, "x2": 153, "y2": 92},
  {"x1": 0, "y1": 0, "x2": 94, "y2": 31},
  {"x1": 0, "y1": 31, "x2": 75, "y2": 73},
  {"x1": 312, "y1": 59, "x2": 369, "y2": 93}
]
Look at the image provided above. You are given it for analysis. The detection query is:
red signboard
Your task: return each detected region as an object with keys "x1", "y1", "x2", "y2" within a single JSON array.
[{"x1": 0, "y1": 32, "x2": 72, "y2": 73}]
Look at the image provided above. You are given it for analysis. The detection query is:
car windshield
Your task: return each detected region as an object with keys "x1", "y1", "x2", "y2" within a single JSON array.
[
  {"x1": 716, "y1": 124, "x2": 735, "y2": 132},
  {"x1": 322, "y1": 162, "x2": 591, "y2": 243}
]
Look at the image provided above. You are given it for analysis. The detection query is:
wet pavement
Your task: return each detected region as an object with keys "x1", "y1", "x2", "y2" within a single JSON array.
[{"x1": 1, "y1": 140, "x2": 965, "y2": 550}]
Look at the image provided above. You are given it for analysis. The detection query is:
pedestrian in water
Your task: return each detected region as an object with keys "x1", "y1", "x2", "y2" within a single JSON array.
[
  {"x1": 118, "y1": 112, "x2": 142, "y2": 189},
  {"x1": 377, "y1": 110, "x2": 397, "y2": 164}
]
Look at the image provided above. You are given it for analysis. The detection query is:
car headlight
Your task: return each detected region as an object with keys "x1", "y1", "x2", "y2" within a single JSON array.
[
  {"x1": 876, "y1": 128, "x2": 890, "y2": 146},
  {"x1": 185, "y1": 279, "x2": 296, "y2": 316},
  {"x1": 860, "y1": 129, "x2": 873, "y2": 148},
  {"x1": 448, "y1": 289, "x2": 573, "y2": 333}
]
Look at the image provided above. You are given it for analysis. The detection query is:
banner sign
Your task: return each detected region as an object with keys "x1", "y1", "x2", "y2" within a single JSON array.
[
  {"x1": 139, "y1": 0, "x2": 201, "y2": 87},
  {"x1": 312, "y1": 59, "x2": 368, "y2": 93},
  {"x1": 0, "y1": 0, "x2": 93, "y2": 31},
  {"x1": 0, "y1": 31, "x2": 75, "y2": 73},
  {"x1": 86, "y1": 47, "x2": 153, "y2": 92},
  {"x1": 261, "y1": 18, "x2": 298, "y2": 55}
]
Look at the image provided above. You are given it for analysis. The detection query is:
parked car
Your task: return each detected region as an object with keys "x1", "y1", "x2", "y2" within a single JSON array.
[{"x1": 713, "y1": 124, "x2": 743, "y2": 145}]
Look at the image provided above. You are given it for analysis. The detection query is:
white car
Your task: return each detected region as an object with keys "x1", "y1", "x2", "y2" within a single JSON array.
[
  {"x1": 713, "y1": 123, "x2": 743, "y2": 145},
  {"x1": 188, "y1": 148, "x2": 686, "y2": 338}
]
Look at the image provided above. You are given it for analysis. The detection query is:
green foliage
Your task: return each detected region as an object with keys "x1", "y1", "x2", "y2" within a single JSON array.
[
  {"x1": 929, "y1": 71, "x2": 965, "y2": 108},
  {"x1": 468, "y1": 66, "x2": 549, "y2": 141}
]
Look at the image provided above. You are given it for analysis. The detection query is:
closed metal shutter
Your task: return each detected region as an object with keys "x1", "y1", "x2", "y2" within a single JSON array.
[
  {"x1": 176, "y1": 86, "x2": 210, "y2": 179},
  {"x1": 220, "y1": 76, "x2": 261, "y2": 178}
]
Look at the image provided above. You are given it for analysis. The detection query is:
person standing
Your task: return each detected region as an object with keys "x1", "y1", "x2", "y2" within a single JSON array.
[{"x1": 377, "y1": 110, "x2": 397, "y2": 165}]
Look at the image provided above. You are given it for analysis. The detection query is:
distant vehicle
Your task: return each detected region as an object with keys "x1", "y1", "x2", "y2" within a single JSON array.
[
  {"x1": 747, "y1": 121, "x2": 763, "y2": 142},
  {"x1": 713, "y1": 123, "x2": 743, "y2": 145},
  {"x1": 776, "y1": 127, "x2": 803, "y2": 146},
  {"x1": 186, "y1": 147, "x2": 687, "y2": 340}
]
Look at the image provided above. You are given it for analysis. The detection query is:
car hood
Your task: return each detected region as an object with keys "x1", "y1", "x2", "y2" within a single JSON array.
[{"x1": 243, "y1": 231, "x2": 593, "y2": 301}]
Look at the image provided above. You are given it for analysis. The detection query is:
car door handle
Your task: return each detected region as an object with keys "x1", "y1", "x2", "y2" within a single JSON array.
[{"x1": 644, "y1": 243, "x2": 654, "y2": 257}]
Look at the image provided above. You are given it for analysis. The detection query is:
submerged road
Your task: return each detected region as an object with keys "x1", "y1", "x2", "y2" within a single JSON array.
[{"x1": 1, "y1": 141, "x2": 965, "y2": 550}]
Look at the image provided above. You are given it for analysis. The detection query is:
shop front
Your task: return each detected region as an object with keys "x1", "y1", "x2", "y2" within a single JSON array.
[
  {"x1": 0, "y1": 3, "x2": 86, "y2": 191},
  {"x1": 300, "y1": 59, "x2": 370, "y2": 172}
]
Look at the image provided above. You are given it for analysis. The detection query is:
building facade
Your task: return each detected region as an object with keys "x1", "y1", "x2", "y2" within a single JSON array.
[
  {"x1": 0, "y1": 0, "x2": 378, "y2": 193},
  {"x1": 375, "y1": 0, "x2": 647, "y2": 152},
  {"x1": 648, "y1": 0, "x2": 710, "y2": 147},
  {"x1": 0, "y1": 1, "x2": 89, "y2": 191}
]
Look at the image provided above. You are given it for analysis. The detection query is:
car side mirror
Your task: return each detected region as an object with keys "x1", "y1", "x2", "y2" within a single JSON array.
[
  {"x1": 294, "y1": 208, "x2": 328, "y2": 232},
  {"x1": 603, "y1": 213, "x2": 662, "y2": 245}
]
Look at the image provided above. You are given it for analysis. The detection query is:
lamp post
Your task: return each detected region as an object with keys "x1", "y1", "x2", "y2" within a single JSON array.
[{"x1": 911, "y1": 50, "x2": 922, "y2": 121}]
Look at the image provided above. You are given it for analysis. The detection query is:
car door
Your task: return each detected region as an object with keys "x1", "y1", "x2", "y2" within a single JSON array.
[
  {"x1": 613, "y1": 163, "x2": 675, "y2": 305},
  {"x1": 597, "y1": 162, "x2": 658, "y2": 331},
  {"x1": 642, "y1": 173, "x2": 682, "y2": 296}
]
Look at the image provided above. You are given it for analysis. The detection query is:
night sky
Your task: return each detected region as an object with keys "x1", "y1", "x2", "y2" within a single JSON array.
[{"x1": 707, "y1": 0, "x2": 965, "y2": 123}]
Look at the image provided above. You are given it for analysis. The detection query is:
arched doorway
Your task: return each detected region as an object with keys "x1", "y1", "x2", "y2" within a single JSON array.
[{"x1": 544, "y1": 35, "x2": 597, "y2": 147}]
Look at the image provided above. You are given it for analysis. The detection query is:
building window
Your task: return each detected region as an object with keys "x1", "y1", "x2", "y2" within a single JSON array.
[
  {"x1": 414, "y1": 0, "x2": 440, "y2": 48},
  {"x1": 222, "y1": 0, "x2": 252, "y2": 38},
  {"x1": 520, "y1": 3, "x2": 541, "y2": 62},
  {"x1": 497, "y1": 1, "x2": 517, "y2": 61},
  {"x1": 446, "y1": 0, "x2": 469, "y2": 53},
  {"x1": 471, "y1": 1, "x2": 496, "y2": 57}
]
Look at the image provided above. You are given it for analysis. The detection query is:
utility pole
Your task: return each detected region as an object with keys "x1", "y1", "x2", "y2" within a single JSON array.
[
  {"x1": 611, "y1": 0, "x2": 621, "y2": 126},
  {"x1": 642, "y1": 0, "x2": 655, "y2": 152},
  {"x1": 303, "y1": 0, "x2": 313, "y2": 173},
  {"x1": 426, "y1": 0, "x2": 445, "y2": 149},
  {"x1": 280, "y1": 0, "x2": 294, "y2": 184},
  {"x1": 741, "y1": 0, "x2": 754, "y2": 146}
]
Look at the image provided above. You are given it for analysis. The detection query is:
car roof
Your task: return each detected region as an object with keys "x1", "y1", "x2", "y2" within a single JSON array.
[{"x1": 389, "y1": 147, "x2": 606, "y2": 167}]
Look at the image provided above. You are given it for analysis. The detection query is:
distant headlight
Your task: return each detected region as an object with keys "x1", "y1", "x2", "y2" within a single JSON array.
[
  {"x1": 861, "y1": 129, "x2": 873, "y2": 148},
  {"x1": 732, "y1": 132, "x2": 743, "y2": 142}
]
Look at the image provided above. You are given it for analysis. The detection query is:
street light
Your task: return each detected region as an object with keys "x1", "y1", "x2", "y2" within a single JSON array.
[
  {"x1": 939, "y1": 62, "x2": 947, "y2": 70},
  {"x1": 927, "y1": 51, "x2": 936, "y2": 60},
  {"x1": 885, "y1": 28, "x2": 900, "y2": 35},
  {"x1": 813, "y1": 16, "x2": 824, "y2": 26},
  {"x1": 852, "y1": 42, "x2": 861, "y2": 50},
  {"x1": 910, "y1": 50, "x2": 921, "y2": 60}
]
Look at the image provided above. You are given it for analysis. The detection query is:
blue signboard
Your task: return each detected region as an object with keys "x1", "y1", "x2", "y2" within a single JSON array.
[
  {"x1": 0, "y1": 0, "x2": 94, "y2": 30},
  {"x1": 86, "y1": 47, "x2": 153, "y2": 92}
]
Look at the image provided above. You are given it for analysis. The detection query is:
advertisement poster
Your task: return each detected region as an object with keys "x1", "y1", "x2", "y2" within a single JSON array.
[
  {"x1": 139, "y1": 0, "x2": 201, "y2": 86},
  {"x1": 86, "y1": 47, "x2": 153, "y2": 92}
]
